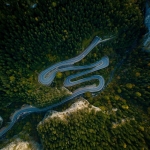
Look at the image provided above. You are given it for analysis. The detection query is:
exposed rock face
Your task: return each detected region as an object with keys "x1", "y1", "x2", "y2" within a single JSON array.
[
  {"x1": 0, "y1": 116, "x2": 3, "y2": 127},
  {"x1": 143, "y1": 2, "x2": 150, "y2": 52},
  {"x1": 145, "y1": 2, "x2": 150, "y2": 31},
  {"x1": 1, "y1": 138, "x2": 42, "y2": 150},
  {"x1": 38, "y1": 98, "x2": 101, "y2": 125}
]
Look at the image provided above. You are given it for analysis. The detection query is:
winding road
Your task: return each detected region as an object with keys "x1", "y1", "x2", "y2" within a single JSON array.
[{"x1": 0, "y1": 36, "x2": 110, "y2": 138}]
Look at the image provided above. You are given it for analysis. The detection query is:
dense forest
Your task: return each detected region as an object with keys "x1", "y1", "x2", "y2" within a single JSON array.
[
  {"x1": 37, "y1": 34, "x2": 150, "y2": 150},
  {"x1": 0, "y1": 0, "x2": 144, "y2": 108},
  {"x1": 0, "y1": 0, "x2": 150, "y2": 149},
  {"x1": 37, "y1": 101, "x2": 150, "y2": 150},
  {"x1": 0, "y1": 0, "x2": 145, "y2": 118},
  {"x1": 37, "y1": 45, "x2": 150, "y2": 149}
]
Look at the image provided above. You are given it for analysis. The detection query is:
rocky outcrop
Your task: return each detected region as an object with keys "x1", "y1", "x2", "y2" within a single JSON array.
[
  {"x1": 38, "y1": 98, "x2": 101, "y2": 125},
  {"x1": 0, "y1": 116, "x2": 3, "y2": 127},
  {"x1": 143, "y1": 1, "x2": 150, "y2": 52},
  {"x1": 1, "y1": 138, "x2": 42, "y2": 150}
]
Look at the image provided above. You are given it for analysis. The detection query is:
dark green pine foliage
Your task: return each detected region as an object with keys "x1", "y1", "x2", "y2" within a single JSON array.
[
  {"x1": 37, "y1": 107, "x2": 148, "y2": 150},
  {"x1": 0, "y1": 0, "x2": 149, "y2": 149},
  {"x1": 0, "y1": 0, "x2": 145, "y2": 109}
]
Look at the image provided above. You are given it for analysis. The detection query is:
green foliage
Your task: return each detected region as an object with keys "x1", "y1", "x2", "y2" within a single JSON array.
[
  {"x1": 126, "y1": 83, "x2": 133, "y2": 89},
  {"x1": 135, "y1": 92, "x2": 142, "y2": 97},
  {"x1": 0, "y1": 0, "x2": 149, "y2": 149},
  {"x1": 37, "y1": 107, "x2": 148, "y2": 150},
  {"x1": 0, "y1": 0, "x2": 144, "y2": 112},
  {"x1": 84, "y1": 92, "x2": 92, "y2": 98},
  {"x1": 56, "y1": 72, "x2": 63, "y2": 79},
  {"x1": 52, "y1": 2, "x2": 57, "y2": 7},
  {"x1": 117, "y1": 88, "x2": 122, "y2": 93},
  {"x1": 147, "y1": 107, "x2": 150, "y2": 115},
  {"x1": 139, "y1": 126, "x2": 144, "y2": 131},
  {"x1": 115, "y1": 95, "x2": 120, "y2": 100},
  {"x1": 121, "y1": 105, "x2": 129, "y2": 110},
  {"x1": 104, "y1": 96, "x2": 110, "y2": 100}
]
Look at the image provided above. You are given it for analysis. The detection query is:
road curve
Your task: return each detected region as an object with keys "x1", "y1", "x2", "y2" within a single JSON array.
[
  {"x1": 38, "y1": 36, "x2": 111, "y2": 85},
  {"x1": 0, "y1": 36, "x2": 110, "y2": 138}
]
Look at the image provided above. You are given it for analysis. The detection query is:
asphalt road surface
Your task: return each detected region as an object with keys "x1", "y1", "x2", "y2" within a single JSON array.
[{"x1": 0, "y1": 36, "x2": 110, "y2": 138}]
